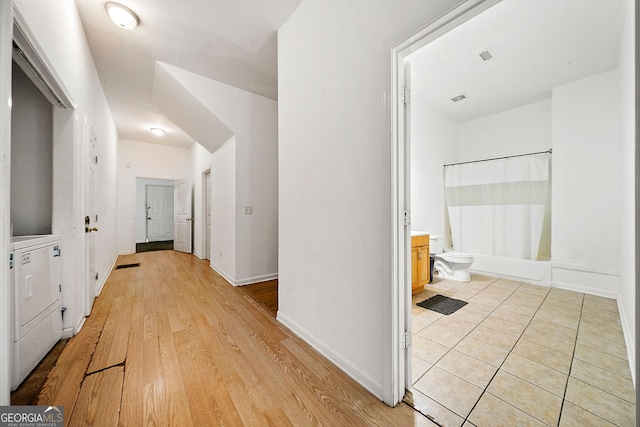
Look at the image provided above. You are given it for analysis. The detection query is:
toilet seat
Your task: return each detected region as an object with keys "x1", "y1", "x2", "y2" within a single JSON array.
[{"x1": 437, "y1": 251, "x2": 473, "y2": 262}]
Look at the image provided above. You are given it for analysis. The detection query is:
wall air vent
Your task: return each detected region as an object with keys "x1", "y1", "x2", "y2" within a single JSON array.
[{"x1": 451, "y1": 93, "x2": 468, "y2": 103}]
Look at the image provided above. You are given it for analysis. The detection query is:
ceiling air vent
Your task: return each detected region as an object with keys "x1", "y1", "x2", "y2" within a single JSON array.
[
  {"x1": 451, "y1": 93, "x2": 468, "y2": 102},
  {"x1": 478, "y1": 48, "x2": 494, "y2": 62}
]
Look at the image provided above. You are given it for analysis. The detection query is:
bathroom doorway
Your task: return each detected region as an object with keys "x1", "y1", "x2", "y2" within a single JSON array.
[
  {"x1": 390, "y1": 0, "x2": 501, "y2": 401},
  {"x1": 391, "y1": 0, "x2": 632, "y2": 408}
]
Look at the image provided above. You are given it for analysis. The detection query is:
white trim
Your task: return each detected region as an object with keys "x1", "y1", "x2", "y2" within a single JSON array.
[
  {"x1": 73, "y1": 316, "x2": 86, "y2": 336},
  {"x1": 235, "y1": 273, "x2": 278, "y2": 287},
  {"x1": 12, "y1": 5, "x2": 75, "y2": 109},
  {"x1": 277, "y1": 312, "x2": 383, "y2": 400},
  {"x1": 193, "y1": 249, "x2": 204, "y2": 259},
  {"x1": 617, "y1": 297, "x2": 636, "y2": 387},
  {"x1": 96, "y1": 255, "x2": 118, "y2": 297},
  {"x1": 201, "y1": 167, "x2": 212, "y2": 262},
  {"x1": 210, "y1": 263, "x2": 236, "y2": 285},
  {"x1": 0, "y1": 0, "x2": 12, "y2": 406},
  {"x1": 388, "y1": 0, "x2": 503, "y2": 406},
  {"x1": 209, "y1": 263, "x2": 277, "y2": 287}
]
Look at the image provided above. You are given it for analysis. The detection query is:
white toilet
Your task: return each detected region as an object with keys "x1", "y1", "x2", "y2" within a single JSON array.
[{"x1": 430, "y1": 235, "x2": 474, "y2": 283}]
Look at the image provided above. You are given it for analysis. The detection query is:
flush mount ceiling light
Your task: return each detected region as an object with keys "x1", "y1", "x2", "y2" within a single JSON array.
[
  {"x1": 150, "y1": 127, "x2": 165, "y2": 136},
  {"x1": 105, "y1": 2, "x2": 139, "y2": 30}
]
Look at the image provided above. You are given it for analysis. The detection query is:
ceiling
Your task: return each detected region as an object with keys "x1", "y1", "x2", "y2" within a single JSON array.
[
  {"x1": 407, "y1": 0, "x2": 628, "y2": 123},
  {"x1": 74, "y1": 0, "x2": 302, "y2": 148},
  {"x1": 76, "y1": 0, "x2": 628, "y2": 148}
]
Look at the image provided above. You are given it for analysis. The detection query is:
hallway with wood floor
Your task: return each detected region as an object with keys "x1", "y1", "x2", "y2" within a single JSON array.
[{"x1": 37, "y1": 250, "x2": 431, "y2": 426}]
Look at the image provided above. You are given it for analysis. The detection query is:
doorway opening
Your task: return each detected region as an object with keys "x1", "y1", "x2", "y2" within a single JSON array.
[
  {"x1": 135, "y1": 178, "x2": 174, "y2": 252},
  {"x1": 390, "y1": 0, "x2": 501, "y2": 405},
  {"x1": 391, "y1": 0, "x2": 633, "y2": 423}
]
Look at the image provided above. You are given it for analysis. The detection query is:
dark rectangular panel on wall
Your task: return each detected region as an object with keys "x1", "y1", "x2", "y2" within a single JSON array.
[{"x1": 10, "y1": 60, "x2": 53, "y2": 236}]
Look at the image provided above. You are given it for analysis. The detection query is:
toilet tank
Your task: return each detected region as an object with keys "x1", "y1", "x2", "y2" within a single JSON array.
[{"x1": 429, "y1": 234, "x2": 443, "y2": 254}]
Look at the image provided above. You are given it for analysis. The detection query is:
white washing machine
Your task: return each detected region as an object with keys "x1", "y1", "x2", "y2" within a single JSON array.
[{"x1": 10, "y1": 235, "x2": 62, "y2": 390}]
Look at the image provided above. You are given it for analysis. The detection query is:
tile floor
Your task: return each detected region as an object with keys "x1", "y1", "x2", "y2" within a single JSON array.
[{"x1": 409, "y1": 274, "x2": 636, "y2": 426}]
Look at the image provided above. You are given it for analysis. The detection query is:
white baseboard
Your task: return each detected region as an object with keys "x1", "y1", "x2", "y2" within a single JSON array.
[
  {"x1": 209, "y1": 263, "x2": 277, "y2": 287},
  {"x1": 235, "y1": 273, "x2": 278, "y2": 286},
  {"x1": 277, "y1": 311, "x2": 383, "y2": 400},
  {"x1": 96, "y1": 256, "x2": 118, "y2": 297},
  {"x1": 617, "y1": 298, "x2": 636, "y2": 387},
  {"x1": 73, "y1": 316, "x2": 86, "y2": 336},
  {"x1": 209, "y1": 263, "x2": 235, "y2": 285}
]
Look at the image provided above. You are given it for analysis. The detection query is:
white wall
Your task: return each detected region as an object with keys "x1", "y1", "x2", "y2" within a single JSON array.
[
  {"x1": 616, "y1": 0, "x2": 635, "y2": 381},
  {"x1": 409, "y1": 92, "x2": 458, "y2": 238},
  {"x1": 3, "y1": 0, "x2": 119, "y2": 399},
  {"x1": 10, "y1": 62, "x2": 53, "y2": 236},
  {"x1": 162, "y1": 63, "x2": 279, "y2": 285},
  {"x1": 278, "y1": 0, "x2": 463, "y2": 401},
  {"x1": 13, "y1": 0, "x2": 119, "y2": 334},
  {"x1": 458, "y1": 99, "x2": 551, "y2": 161},
  {"x1": 117, "y1": 139, "x2": 191, "y2": 254},
  {"x1": 551, "y1": 70, "x2": 621, "y2": 296},
  {"x1": 210, "y1": 138, "x2": 237, "y2": 281},
  {"x1": 411, "y1": 78, "x2": 551, "y2": 255}
]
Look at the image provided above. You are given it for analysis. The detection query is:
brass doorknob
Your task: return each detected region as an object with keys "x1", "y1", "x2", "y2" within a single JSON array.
[{"x1": 86, "y1": 227, "x2": 98, "y2": 232}]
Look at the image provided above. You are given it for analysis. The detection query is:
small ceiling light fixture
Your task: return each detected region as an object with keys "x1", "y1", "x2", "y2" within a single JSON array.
[
  {"x1": 105, "y1": 2, "x2": 139, "y2": 30},
  {"x1": 150, "y1": 127, "x2": 165, "y2": 136},
  {"x1": 451, "y1": 93, "x2": 469, "y2": 103}
]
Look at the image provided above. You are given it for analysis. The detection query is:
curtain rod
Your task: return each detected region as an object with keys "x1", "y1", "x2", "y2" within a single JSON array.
[{"x1": 444, "y1": 148, "x2": 552, "y2": 168}]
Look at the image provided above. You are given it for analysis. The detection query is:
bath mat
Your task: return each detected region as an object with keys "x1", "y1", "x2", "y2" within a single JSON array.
[
  {"x1": 417, "y1": 294, "x2": 467, "y2": 315},
  {"x1": 115, "y1": 263, "x2": 140, "y2": 269}
]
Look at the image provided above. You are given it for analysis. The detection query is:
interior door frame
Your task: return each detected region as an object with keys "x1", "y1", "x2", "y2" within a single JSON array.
[
  {"x1": 0, "y1": 0, "x2": 13, "y2": 405},
  {"x1": 386, "y1": 0, "x2": 501, "y2": 405},
  {"x1": 202, "y1": 168, "x2": 212, "y2": 260}
]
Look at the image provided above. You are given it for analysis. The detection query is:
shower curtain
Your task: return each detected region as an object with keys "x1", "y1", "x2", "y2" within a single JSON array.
[{"x1": 444, "y1": 152, "x2": 551, "y2": 260}]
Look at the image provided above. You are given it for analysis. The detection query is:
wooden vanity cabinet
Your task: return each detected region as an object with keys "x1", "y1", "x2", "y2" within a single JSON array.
[{"x1": 411, "y1": 234, "x2": 430, "y2": 294}]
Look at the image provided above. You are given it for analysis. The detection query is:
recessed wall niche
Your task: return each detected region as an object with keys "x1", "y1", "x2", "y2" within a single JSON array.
[{"x1": 10, "y1": 59, "x2": 53, "y2": 236}]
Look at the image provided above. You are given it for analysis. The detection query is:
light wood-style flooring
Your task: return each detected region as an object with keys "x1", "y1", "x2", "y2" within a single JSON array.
[{"x1": 37, "y1": 251, "x2": 432, "y2": 426}]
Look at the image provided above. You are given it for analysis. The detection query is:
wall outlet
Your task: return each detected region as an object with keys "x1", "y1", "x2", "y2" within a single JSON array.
[{"x1": 244, "y1": 206, "x2": 253, "y2": 215}]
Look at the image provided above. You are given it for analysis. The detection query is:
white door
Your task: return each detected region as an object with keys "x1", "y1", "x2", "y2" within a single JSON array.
[
  {"x1": 84, "y1": 119, "x2": 98, "y2": 316},
  {"x1": 205, "y1": 171, "x2": 212, "y2": 260},
  {"x1": 146, "y1": 185, "x2": 174, "y2": 242},
  {"x1": 173, "y1": 178, "x2": 192, "y2": 253}
]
